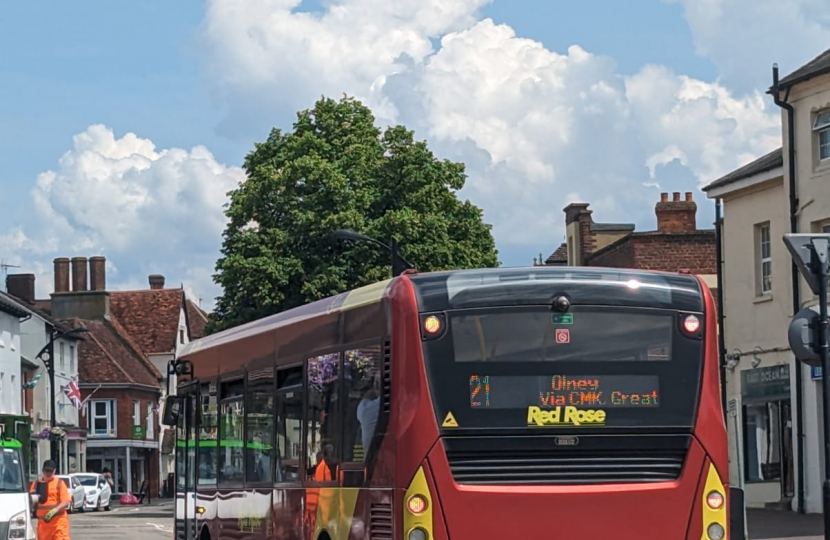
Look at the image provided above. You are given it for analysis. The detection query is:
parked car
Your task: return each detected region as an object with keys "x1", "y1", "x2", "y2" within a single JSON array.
[
  {"x1": 56, "y1": 474, "x2": 85, "y2": 513},
  {"x1": 71, "y1": 473, "x2": 112, "y2": 511}
]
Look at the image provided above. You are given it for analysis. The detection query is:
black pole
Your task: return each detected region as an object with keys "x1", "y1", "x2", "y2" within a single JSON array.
[
  {"x1": 715, "y1": 199, "x2": 727, "y2": 419},
  {"x1": 816, "y1": 247, "x2": 830, "y2": 538},
  {"x1": 773, "y1": 62, "x2": 806, "y2": 514},
  {"x1": 46, "y1": 333, "x2": 58, "y2": 465}
]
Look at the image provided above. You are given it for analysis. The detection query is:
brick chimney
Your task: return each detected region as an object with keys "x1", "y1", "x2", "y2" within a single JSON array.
[
  {"x1": 655, "y1": 192, "x2": 697, "y2": 233},
  {"x1": 149, "y1": 274, "x2": 165, "y2": 290},
  {"x1": 89, "y1": 256, "x2": 106, "y2": 291},
  {"x1": 563, "y1": 202, "x2": 596, "y2": 264},
  {"x1": 6, "y1": 274, "x2": 35, "y2": 304},
  {"x1": 54, "y1": 258, "x2": 70, "y2": 293},
  {"x1": 71, "y1": 257, "x2": 88, "y2": 292}
]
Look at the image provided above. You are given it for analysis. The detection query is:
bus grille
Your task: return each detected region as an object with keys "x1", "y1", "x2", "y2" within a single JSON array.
[
  {"x1": 370, "y1": 503, "x2": 393, "y2": 539},
  {"x1": 445, "y1": 439, "x2": 688, "y2": 485}
]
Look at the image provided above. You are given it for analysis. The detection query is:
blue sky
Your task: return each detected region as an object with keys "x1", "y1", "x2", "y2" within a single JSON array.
[{"x1": 1, "y1": 0, "x2": 827, "y2": 307}]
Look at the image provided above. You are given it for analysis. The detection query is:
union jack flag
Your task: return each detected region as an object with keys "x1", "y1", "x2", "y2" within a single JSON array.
[{"x1": 63, "y1": 377, "x2": 83, "y2": 409}]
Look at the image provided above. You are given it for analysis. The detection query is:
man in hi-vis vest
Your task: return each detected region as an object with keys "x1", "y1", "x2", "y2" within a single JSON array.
[{"x1": 30, "y1": 460, "x2": 71, "y2": 540}]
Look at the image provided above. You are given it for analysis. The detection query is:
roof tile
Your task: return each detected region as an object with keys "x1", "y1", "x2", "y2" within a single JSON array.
[
  {"x1": 110, "y1": 289, "x2": 184, "y2": 355},
  {"x1": 64, "y1": 317, "x2": 160, "y2": 387},
  {"x1": 185, "y1": 299, "x2": 208, "y2": 339}
]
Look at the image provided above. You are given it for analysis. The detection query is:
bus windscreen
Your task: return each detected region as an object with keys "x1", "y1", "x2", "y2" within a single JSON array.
[{"x1": 421, "y1": 306, "x2": 704, "y2": 431}]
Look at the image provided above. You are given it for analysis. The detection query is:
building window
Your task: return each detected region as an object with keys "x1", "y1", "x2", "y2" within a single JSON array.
[
  {"x1": 146, "y1": 403, "x2": 154, "y2": 440},
  {"x1": 133, "y1": 400, "x2": 140, "y2": 427},
  {"x1": 814, "y1": 110, "x2": 830, "y2": 162},
  {"x1": 90, "y1": 400, "x2": 116, "y2": 437},
  {"x1": 755, "y1": 222, "x2": 771, "y2": 295},
  {"x1": 180, "y1": 329, "x2": 185, "y2": 345},
  {"x1": 69, "y1": 345, "x2": 75, "y2": 373},
  {"x1": 59, "y1": 342, "x2": 65, "y2": 373}
]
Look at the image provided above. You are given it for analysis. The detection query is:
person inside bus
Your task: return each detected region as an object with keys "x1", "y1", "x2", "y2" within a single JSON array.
[
  {"x1": 357, "y1": 373, "x2": 380, "y2": 460},
  {"x1": 313, "y1": 445, "x2": 336, "y2": 481}
]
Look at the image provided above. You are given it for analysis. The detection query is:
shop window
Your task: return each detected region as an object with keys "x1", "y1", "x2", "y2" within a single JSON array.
[
  {"x1": 306, "y1": 353, "x2": 340, "y2": 483},
  {"x1": 218, "y1": 379, "x2": 244, "y2": 486},
  {"x1": 275, "y1": 365, "x2": 303, "y2": 483},
  {"x1": 743, "y1": 400, "x2": 794, "y2": 493}
]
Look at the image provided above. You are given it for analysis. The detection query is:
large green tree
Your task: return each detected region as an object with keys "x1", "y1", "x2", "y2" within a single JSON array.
[{"x1": 206, "y1": 95, "x2": 499, "y2": 334}]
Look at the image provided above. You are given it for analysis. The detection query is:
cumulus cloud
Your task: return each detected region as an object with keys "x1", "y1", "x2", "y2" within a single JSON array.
[
  {"x1": 201, "y1": 0, "x2": 782, "y2": 254},
  {"x1": 663, "y1": 0, "x2": 830, "y2": 91},
  {"x1": 6, "y1": 124, "x2": 244, "y2": 307}
]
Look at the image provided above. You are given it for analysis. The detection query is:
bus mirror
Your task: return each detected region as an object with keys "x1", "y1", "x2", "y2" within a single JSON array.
[{"x1": 162, "y1": 395, "x2": 182, "y2": 427}]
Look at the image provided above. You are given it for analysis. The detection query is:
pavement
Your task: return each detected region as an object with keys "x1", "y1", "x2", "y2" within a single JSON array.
[
  {"x1": 68, "y1": 499, "x2": 173, "y2": 540},
  {"x1": 748, "y1": 509, "x2": 824, "y2": 540}
]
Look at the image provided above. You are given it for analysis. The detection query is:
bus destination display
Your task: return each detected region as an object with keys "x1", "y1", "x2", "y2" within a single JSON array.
[{"x1": 469, "y1": 374, "x2": 660, "y2": 409}]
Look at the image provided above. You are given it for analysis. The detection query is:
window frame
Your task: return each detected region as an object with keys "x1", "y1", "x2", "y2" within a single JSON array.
[
  {"x1": 90, "y1": 399, "x2": 116, "y2": 438},
  {"x1": 814, "y1": 110, "x2": 830, "y2": 163},
  {"x1": 755, "y1": 222, "x2": 772, "y2": 296},
  {"x1": 244, "y1": 368, "x2": 276, "y2": 487},
  {"x1": 274, "y1": 362, "x2": 304, "y2": 486},
  {"x1": 196, "y1": 380, "x2": 218, "y2": 488}
]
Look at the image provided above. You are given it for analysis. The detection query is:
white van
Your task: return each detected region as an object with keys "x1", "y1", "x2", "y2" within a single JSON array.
[{"x1": 0, "y1": 438, "x2": 36, "y2": 540}]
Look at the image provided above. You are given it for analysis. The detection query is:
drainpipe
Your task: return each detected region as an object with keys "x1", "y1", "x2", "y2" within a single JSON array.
[
  {"x1": 715, "y1": 198, "x2": 727, "y2": 418},
  {"x1": 773, "y1": 62, "x2": 805, "y2": 514}
]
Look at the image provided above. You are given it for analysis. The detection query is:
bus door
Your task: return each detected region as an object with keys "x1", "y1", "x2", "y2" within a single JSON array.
[{"x1": 175, "y1": 385, "x2": 199, "y2": 540}]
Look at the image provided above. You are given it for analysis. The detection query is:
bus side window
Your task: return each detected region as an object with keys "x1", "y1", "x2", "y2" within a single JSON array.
[
  {"x1": 245, "y1": 367, "x2": 275, "y2": 485},
  {"x1": 343, "y1": 345, "x2": 382, "y2": 466},
  {"x1": 275, "y1": 365, "x2": 303, "y2": 483},
  {"x1": 218, "y1": 379, "x2": 245, "y2": 487},
  {"x1": 198, "y1": 383, "x2": 218, "y2": 487},
  {"x1": 306, "y1": 352, "x2": 340, "y2": 484}
]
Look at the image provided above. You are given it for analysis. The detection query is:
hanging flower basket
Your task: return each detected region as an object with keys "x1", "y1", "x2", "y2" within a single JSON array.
[{"x1": 39, "y1": 427, "x2": 66, "y2": 441}]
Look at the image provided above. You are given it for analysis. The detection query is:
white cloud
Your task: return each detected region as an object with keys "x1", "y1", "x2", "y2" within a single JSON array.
[
  {"x1": 663, "y1": 0, "x2": 830, "y2": 91},
  {"x1": 6, "y1": 124, "x2": 244, "y2": 307},
  {"x1": 200, "y1": 0, "x2": 785, "y2": 257}
]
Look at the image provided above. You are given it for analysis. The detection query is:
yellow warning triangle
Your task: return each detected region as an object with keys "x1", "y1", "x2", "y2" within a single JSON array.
[{"x1": 442, "y1": 412, "x2": 459, "y2": 428}]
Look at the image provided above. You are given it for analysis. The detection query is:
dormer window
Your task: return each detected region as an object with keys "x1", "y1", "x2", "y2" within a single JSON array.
[{"x1": 814, "y1": 110, "x2": 830, "y2": 162}]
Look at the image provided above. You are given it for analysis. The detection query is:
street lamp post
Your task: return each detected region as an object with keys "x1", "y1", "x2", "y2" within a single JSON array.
[
  {"x1": 332, "y1": 229, "x2": 415, "y2": 276},
  {"x1": 35, "y1": 326, "x2": 89, "y2": 465}
]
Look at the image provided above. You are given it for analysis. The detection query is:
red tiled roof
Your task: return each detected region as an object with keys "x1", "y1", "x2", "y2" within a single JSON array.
[
  {"x1": 110, "y1": 289, "x2": 184, "y2": 355},
  {"x1": 545, "y1": 243, "x2": 568, "y2": 264},
  {"x1": 64, "y1": 317, "x2": 161, "y2": 387},
  {"x1": 185, "y1": 299, "x2": 208, "y2": 339}
]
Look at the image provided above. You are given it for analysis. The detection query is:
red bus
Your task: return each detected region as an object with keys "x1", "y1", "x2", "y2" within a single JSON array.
[{"x1": 166, "y1": 266, "x2": 742, "y2": 540}]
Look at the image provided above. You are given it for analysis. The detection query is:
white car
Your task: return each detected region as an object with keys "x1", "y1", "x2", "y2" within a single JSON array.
[
  {"x1": 56, "y1": 475, "x2": 85, "y2": 513},
  {"x1": 71, "y1": 473, "x2": 112, "y2": 511}
]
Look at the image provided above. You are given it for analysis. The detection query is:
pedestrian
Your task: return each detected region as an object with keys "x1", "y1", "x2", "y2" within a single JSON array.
[{"x1": 30, "y1": 459, "x2": 71, "y2": 540}]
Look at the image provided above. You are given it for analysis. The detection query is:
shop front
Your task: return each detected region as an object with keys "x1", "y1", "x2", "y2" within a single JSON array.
[
  {"x1": 86, "y1": 439, "x2": 157, "y2": 496},
  {"x1": 740, "y1": 363, "x2": 795, "y2": 507}
]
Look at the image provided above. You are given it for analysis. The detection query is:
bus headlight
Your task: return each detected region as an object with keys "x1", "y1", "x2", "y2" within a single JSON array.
[
  {"x1": 404, "y1": 467, "x2": 434, "y2": 540},
  {"x1": 706, "y1": 491, "x2": 724, "y2": 510},
  {"x1": 707, "y1": 523, "x2": 725, "y2": 540}
]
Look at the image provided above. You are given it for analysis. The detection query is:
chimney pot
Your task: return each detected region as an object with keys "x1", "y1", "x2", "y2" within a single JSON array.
[
  {"x1": 655, "y1": 192, "x2": 697, "y2": 233},
  {"x1": 71, "y1": 257, "x2": 88, "y2": 292},
  {"x1": 149, "y1": 274, "x2": 165, "y2": 290},
  {"x1": 6, "y1": 274, "x2": 35, "y2": 304},
  {"x1": 660, "y1": 193, "x2": 668, "y2": 203},
  {"x1": 89, "y1": 256, "x2": 106, "y2": 291},
  {"x1": 53, "y1": 258, "x2": 70, "y2": 293}
]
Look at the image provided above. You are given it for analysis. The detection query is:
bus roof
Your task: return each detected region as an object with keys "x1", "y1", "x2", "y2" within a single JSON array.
[
  {"x1": 181, "y1": 266, "x2": 704, "y2": 361},
  {"x1": 408, "y1": 266, "x2": 704, "y2": 313},
  {"x1": 179, "y1": 278, "x2": 393, "y2": 359}
]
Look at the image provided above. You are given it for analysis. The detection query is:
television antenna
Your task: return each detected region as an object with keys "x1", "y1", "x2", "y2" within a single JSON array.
[{"x1": 0, "y1": 260, "x2": 21, "y2": 290}]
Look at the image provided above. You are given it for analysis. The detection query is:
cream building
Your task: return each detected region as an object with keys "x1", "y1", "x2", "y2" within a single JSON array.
[{"x1": 703, "y1": 47, "x2": 830, "y2": 514}]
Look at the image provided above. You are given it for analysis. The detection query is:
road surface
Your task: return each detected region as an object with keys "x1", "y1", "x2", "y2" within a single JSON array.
[{"x1": 68, "y1": 502, "x2": 173, "y2": 540}]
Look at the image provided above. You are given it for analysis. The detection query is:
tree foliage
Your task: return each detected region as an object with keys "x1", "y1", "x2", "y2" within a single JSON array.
[{"x1": 206, "y1": 95, "x2": 499, "y2": 334}]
